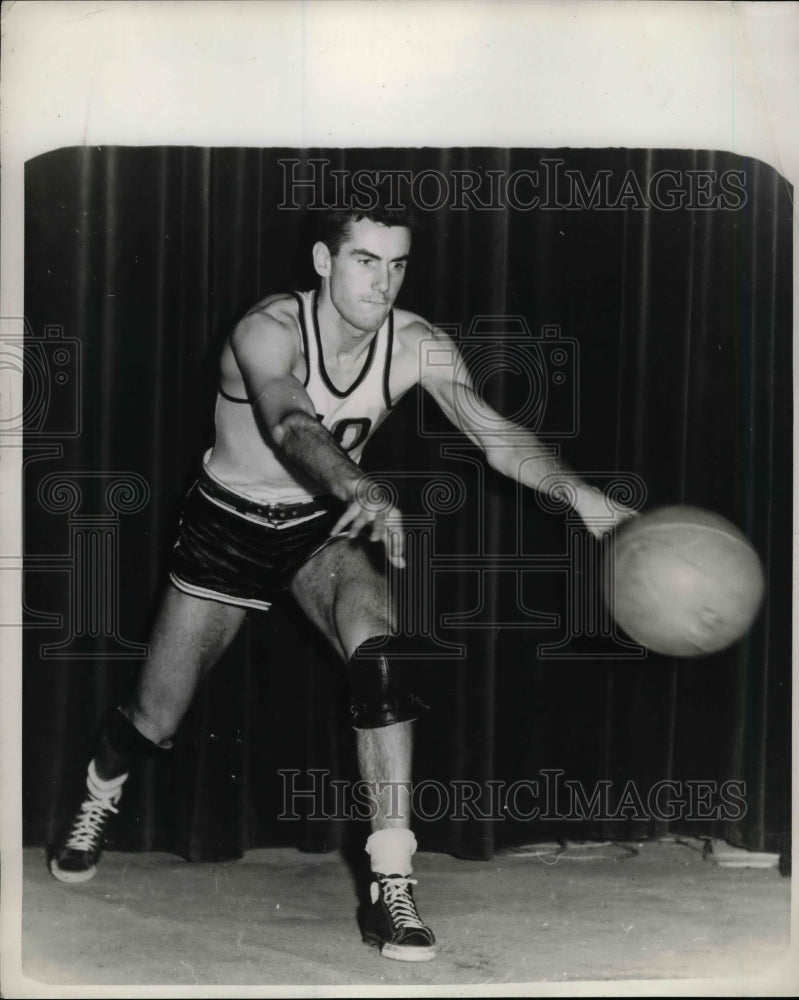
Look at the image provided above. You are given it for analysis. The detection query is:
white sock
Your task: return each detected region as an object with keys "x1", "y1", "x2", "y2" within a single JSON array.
[
  {"x1": 365, "y1": 828, "x2": 417, "y2": 877},
  {"x1": 87, "y1": 759, "x2": 128, "y2": 798}
]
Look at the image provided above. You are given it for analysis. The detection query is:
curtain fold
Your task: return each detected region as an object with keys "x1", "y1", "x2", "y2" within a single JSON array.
[{"x1": 23, "y1": 145, "x2": 791, "y2": 866}]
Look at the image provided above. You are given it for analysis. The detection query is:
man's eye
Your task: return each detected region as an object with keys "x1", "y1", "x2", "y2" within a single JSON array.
[
  {"x1": 358, "y1": 258, "x2": 373, "y2": 266},
  {"x1": 392, "y1": 262, "x2": 407, "y2": 271}
]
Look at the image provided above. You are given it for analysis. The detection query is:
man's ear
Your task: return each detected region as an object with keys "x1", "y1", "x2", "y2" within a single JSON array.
[{"x1": 312, "y1": 241, "x2": 331, "y2": 278}]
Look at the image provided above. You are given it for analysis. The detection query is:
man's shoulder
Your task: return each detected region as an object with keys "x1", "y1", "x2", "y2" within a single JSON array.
[
  {"x1": 231, "y1": 293, "x2": 303, "y2": 348},
  {"x1": 392, "y1": 310, "x2": 458, "y2": 371},
  {"x1": 392, "y1": 308, "x2": 451, "y2": 346},
  {"x1": 241, "y1": 292, "x2": 301, "y2": 329}
]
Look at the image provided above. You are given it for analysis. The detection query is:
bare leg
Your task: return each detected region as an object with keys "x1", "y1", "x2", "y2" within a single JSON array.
[
  {"x1": 291, "y1": 540, "x2": 435, "y2": 959},
  {"x1": 357, "y1": 722, "x2": 413, "y2": 833},
  {"x1": 290, "y1": 540, "x2": 412, "y2": 833},
  {"x1": 52, "y1": 583, "x2": 247, "y2": 882},
  {"x1": 95, "y1": 583, "x2": 246, "y2": 778}
]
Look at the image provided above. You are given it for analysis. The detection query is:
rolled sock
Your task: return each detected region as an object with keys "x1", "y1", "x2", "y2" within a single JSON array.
[
  {"x1": 87, "y1": 759, "x2": 129, "y2": 795},
  {"x1": 365, "y1": 828, "x2": 417, "y2": 877}
]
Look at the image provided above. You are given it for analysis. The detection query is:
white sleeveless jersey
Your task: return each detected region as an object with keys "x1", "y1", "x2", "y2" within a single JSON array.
[{"x1": 293, "y1": 290, "x2": 395, "y2": 463}]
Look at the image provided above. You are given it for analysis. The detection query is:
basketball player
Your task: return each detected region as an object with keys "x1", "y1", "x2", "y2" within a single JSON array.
[{"x1": 49, "y1": 202, "x2": 634, "y2": 962}]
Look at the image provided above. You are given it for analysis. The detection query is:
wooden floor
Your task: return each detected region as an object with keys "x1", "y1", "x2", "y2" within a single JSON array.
[{"x1": 6, "y1": 838, "x2": 794, "y2": 995}]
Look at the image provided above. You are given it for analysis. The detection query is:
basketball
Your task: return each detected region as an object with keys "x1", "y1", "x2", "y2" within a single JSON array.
[{"x1": 604, "y1": 506, "x2": 765, "y2": 657}]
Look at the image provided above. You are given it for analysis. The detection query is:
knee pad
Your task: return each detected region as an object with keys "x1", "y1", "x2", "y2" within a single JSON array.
[
  {"x1": 103, "y1": 707, "x2": 173, "y2": 757},
  {"x1": 347, "y1": 636, "x2": 427, "y2": 730}
]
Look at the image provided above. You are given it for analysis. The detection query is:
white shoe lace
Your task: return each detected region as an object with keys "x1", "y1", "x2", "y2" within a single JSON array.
[
  {"x1": 65, "y1": 792, "x2": 120, "y2": 852},
  {"x1": 380, "y1": 876, "x2": 426, "y2": 930}
]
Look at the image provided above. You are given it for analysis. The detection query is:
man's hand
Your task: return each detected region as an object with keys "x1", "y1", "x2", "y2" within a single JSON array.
[
  {"x1": 330, "y1": 476, "x2": 407, "y2": 569},
  {"x1": 573, "y1": 485, "x2": 640, "y2": 539}
]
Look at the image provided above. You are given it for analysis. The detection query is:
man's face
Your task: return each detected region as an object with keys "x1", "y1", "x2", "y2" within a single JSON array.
[{"x1": 315, "y1": 218, "x2": 411, "y2": 333}]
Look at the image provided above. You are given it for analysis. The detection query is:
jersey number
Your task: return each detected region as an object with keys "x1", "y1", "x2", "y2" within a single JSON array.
[{"x1": 317, "y1": 415, "x2": 372, "y2": 452}]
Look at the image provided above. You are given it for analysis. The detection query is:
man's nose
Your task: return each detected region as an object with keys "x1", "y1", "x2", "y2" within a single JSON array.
[{"x1": 372, "y1": 267, "x2": 390, "y2": 292}]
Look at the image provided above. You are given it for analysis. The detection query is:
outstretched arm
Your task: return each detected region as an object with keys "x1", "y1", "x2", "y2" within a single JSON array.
[
  {"x1": 230, "y1": 313, "x2": 405, "y2": 567},
  {"x1": 419, "y1": 327, "x2": 635, "y2": 537}
]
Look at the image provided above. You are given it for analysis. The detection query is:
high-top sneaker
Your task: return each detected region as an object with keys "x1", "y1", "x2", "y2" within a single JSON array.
[
  {"x1": 359, "y1": 872, "x2": 436, "y2": 961},
  {"x1": 49, "y1": 761, "x2": 128, "y2": 883}
]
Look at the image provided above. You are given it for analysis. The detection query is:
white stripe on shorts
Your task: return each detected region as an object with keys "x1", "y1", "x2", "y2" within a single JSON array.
[{"x1": 169, "y1": 572, "x2": 273, "y2": 612}]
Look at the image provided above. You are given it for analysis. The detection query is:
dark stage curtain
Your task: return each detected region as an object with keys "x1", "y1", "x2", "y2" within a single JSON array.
[{"x1": 22, "y1": 147, "x2": 792, "y2": 868}]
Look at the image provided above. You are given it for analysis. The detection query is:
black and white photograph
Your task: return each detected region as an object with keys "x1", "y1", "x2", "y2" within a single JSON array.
[{"x1": 1, "y1": 1, "x2": 796, "y2": 995}]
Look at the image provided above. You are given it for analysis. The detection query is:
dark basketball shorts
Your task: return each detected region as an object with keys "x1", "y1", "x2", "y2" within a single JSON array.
[{"x1": 170, "y1": 469, "x2": 342, "y2": 611}]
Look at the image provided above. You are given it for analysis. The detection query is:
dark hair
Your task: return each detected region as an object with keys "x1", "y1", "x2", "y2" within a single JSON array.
[{"x1": 316, "y1": 204, "x2": 416, "y2": 256}]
